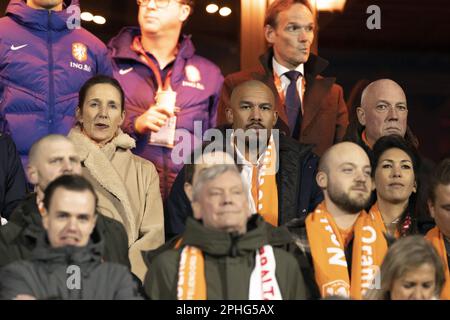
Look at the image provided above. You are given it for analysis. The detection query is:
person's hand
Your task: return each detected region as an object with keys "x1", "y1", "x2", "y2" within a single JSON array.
[
  {"x1": 134, "y1": 105, "x2": 175, "y2": 134},
  {"x1": 13, "y1": 294, "x2": 36, "y2": 300}
]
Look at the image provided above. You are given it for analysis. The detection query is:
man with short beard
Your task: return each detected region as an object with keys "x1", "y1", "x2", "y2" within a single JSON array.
[
  {"x1": 287, "y1": 142, "x2": 388, "y2": 299},
  {"x1": 165, "y1": 80, "x2": 322, "y2": 239}
]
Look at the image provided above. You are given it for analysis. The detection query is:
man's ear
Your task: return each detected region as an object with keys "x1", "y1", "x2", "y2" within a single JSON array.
[
  {"x1": 264, "y1": 25, "x2": 275, "y2": 45},
  {"x1": 179, "y1": 3, "x2": 191, "y2": 22},
  {"x1": 90, "y1": 214, "x2": 98, "y2": 235},
  {"x1": 428, "y1": 199, "x2": 435, "y2": 219},
  {"x1": 316, "y1": 171, "x2": 328, "y2": 189},
  {"x1": 184, "y1": 182, "x2": 193, "y2": 202},
  {"x1": 356, "y1": 107, "x2": 366, "y2": 126},
  {"x1": 372, "y1": 177, "x2": 376, "y2": 191},
  {"x1": 191, "y1": 201, "x2": 203, "y2": 220},
  {"x1": 272, "y1": 110, "x2": 278, "y2": 127},
  {"x1": 225, "y1": 108, "x2": 234, "y2": 125},
  {"x1": 27, "y1": 164, "x2": 38, "y2": 185},
  {"x1": 41, "y1": 205, "x2": 49, "y2": 231}
]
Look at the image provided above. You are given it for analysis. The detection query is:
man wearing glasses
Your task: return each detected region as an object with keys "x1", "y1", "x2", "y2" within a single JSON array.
[{"x1": 108, "y1": 0, "x2": 224, "y2": 201}]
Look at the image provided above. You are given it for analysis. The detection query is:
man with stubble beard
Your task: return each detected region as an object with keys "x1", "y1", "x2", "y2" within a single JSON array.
[{"x1": 287, "y1": 142, "x2": 390, "y2": 299}]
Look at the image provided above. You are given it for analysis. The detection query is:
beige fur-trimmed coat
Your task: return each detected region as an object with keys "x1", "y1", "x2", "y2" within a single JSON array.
[{"x1": 68, "y1": 126, "x2": 164, "y2": 281}]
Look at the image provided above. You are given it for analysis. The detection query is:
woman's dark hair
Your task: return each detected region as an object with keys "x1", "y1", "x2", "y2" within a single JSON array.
[
  {"x1": 78, "y1": 75, "x2": 125, "y2": 113},
  {"x1": 372, "y1": 135, "x2": 421, "y2": 236}
]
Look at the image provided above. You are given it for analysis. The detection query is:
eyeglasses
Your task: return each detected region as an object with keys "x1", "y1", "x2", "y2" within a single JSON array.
[{"x1": 137, "y1": 0, "x2": 182, "y2": 8}]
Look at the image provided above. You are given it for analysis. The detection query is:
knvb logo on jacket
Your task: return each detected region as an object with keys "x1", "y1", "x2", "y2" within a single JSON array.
[
  {"x1": 182, "y1": 65, "x2": 205, "y2": 90},
  {"x1": 70, "y1": 42, "x2": 92, "y2": 72}
]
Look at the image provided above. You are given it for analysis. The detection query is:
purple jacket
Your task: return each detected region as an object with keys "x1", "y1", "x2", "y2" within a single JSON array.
[
  {"x1": 0, "y1": 0, "x2": 112, "y2": 164},
  {"x1": 108, "y1": 27, "x2": 223, "y2": 199}
]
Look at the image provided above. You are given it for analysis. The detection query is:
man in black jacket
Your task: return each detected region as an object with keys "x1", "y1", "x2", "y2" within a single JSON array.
[
  {"x1": 0, "y1": 134, "x2": 130, "y2": 268},
  {"x1": 0, "y1": 175, "x2": 141, "y2": 300},
  {"x1": 165, "y1": 80, "x2": 323, "y2": 239},
  {"x1": 0, "y1": 133, "x2": 28, "y2": 220}
]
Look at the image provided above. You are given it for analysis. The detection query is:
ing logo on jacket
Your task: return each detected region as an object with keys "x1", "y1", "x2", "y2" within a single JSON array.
[{"x1": 70, "y1": 42, "x2": 92, "y2": 72}]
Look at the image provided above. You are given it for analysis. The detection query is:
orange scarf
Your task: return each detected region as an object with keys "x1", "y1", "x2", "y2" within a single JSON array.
[
  {"x1": 425, "y1": 227, "x2": 450, "y2": 300},
  {"x1": 306, "y1": 202, "x2": 388, "y2": 299},
  {"x1": 250, "y1": 136, "x2": 279, "y2": 226},
  {"x1": 176, "y1": 245, "x2": 281, "y2": 300}
]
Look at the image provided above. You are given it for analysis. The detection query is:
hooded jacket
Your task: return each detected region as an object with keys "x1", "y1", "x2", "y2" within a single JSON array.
[
  {"x1": 0, "y1": 229, "x2": 142, "y2": 300},
  {"x1": 0, "y1": 193, "x2": 130, "y2": 269},
  {"x1": 108, "y1": 27, "x2": 224, "y2": 199},
  {"x1": 0, "y1": 0, "x2": 112, "y2": 165},
  {"x1": 145, "y1": 215, "x2": 307, "y2": 300}
]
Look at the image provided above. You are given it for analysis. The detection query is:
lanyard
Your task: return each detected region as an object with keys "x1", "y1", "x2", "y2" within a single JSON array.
[{"x1": 132, "y1": 36, "x2": 173, "y2": 92}]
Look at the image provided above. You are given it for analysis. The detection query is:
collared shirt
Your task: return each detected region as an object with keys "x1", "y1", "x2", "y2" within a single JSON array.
[
  {"x1": 272, "y1": 57, "x2": 305, "y2": 112},
  {"x1": 231, "y1": 132, "x2": 271, "y2": 214}
]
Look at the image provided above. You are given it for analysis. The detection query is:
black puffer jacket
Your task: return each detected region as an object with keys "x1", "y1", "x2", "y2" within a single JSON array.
[
  {"x1": 0, "y1": 230, "x2": 141, "y2": 300},
  {"x1": 0, "y1": 193, "x2": 130, "y2": 268}
]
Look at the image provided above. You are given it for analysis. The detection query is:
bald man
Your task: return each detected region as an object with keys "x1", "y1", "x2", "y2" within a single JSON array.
[
  {"x1": 345, "y1": 79, "x2": 417, "y2": 150},
  {"x1": 0, "y1": 135, "x2": 131, "y2": 270},
  {"x1": 165, "y1": 80, "x2": 323, "y2": 239},
  {"x1": 286, "y1": 142, "x2": 390, "y2": 299},
  {"x1": 344, "y1": 78, "x2": 435, "y2": 234}
]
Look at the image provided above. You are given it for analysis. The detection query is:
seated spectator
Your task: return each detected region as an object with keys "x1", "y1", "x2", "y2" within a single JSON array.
[
  {"x1": 68, "y1": 75, "x2": 164, "y2": 281},
  {"x1": 344, "y1": 78, "x2": 434, "y2": 233},
  {"x1": 145, "y1": 164, "x2": 307, "y2": 300},
  {"x1": 369, "y1": 135, "x2": 420, "y2": 238},
  {"x1": 0, "y1": 133, "x2": 27, "y2": 220},
  {"x1": 0, "y1": 134, "x2": 129, "y2": 268},
  {"x1": 166, "y1": 80, "x2": 322, "y2": 238},
  {"x1": 288, "y1": 142, "x2": 383, "y2": 299},
  {"x1": 365, "y1": 235, "x2": 445, "y2": 300},
  {"x1": 425, "y1": 158, "x2": 450, "y2": 299},
  {"x1": 0, "y1": 175, "x2": 142, "y2": 300}
]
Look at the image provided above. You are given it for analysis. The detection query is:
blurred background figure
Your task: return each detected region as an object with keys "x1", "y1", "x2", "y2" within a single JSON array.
[
  {"x1": 108, "y1": 0, "x2": 223, "y2": 201},
  {"x1": 0, "y1": 0, "x2": 112, "y2": 167},
  {"x1": 426, "y1": 158, "x2": 450, "y2": 300},
  {"x1": 365, "y1": 235, "x2": 445, "y2": 300}
]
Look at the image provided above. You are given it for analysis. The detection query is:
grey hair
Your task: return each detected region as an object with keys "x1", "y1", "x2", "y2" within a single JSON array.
[{"x1": 192, "y1": 164, "x2": 247, "y2": 201}]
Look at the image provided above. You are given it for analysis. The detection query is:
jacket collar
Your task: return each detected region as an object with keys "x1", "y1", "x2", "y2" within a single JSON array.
[
  {"x1": 108, "y1": 27, "x2": 196, "y2": 85},
  {"x1": 259, "y1": 47, "x2": 329, "y2": 80},
  {"x1": 108, "y1": 27, "x2": 196, "y2": 63},
  {"x1": 182, "y1": 215, "x2": 270, "y2": 256},
  {"x1": 6, "y1": 0, "x2": 79, "y2": 32},
  {"x1": 31, "y1": 228, "x2": 104, "y2": 273}
]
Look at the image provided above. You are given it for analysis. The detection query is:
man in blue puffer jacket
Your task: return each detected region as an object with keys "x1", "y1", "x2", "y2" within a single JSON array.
[
  {"x1": 0, "y1": 0, "x2": 112, "y2": 166},
  {"x1": 108, "y1": 0, "x2": 223, "y2": 200}
]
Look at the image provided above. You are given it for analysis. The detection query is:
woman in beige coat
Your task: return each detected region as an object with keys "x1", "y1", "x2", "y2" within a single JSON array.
[{"x1": 68, "y1": 75, "x2": 164, "y2": 281}]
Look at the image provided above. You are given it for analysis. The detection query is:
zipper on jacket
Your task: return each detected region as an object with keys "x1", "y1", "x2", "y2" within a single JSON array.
[{"x1": 47, "y1": 10, "x2": 55, "y2": 134}]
